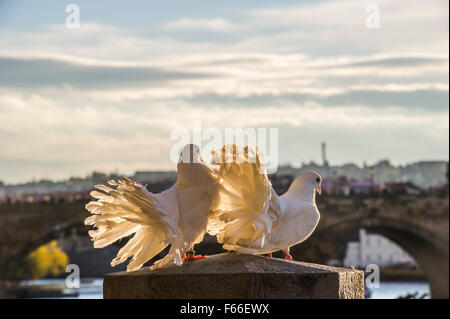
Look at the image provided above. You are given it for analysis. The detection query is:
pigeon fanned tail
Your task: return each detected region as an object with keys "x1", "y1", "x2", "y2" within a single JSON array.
[
  {"x1": 207, "y1": 145, "x2": 280, "y2": 251},
  {"x1": 85, "y1": 177, "x2": 184, "y2": 271}
]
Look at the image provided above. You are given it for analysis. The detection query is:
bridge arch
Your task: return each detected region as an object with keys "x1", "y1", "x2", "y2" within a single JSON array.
[
  {"x1": 318, "y1": 215, "x2": 449, "y2": 299},
  {"x1": 0, "y1": 220, "x2": 87, "y2": 276}
]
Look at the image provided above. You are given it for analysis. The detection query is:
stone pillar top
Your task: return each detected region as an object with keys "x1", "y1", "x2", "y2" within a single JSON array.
[{"x1": 104, "y1": 253, "x2": 364, "y2": 299}]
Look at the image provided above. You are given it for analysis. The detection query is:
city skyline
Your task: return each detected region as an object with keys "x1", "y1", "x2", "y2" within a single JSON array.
[
  {"x1": 1, "y1": 156, "x2": 447, "y2": 189},
  {"x1": 0, "y1": 0, "x2": 448, "y2": 184}
]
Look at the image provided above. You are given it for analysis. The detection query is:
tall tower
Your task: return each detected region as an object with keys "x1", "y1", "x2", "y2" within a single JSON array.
[
  {"x1": 321, "y1": 142, "x2": 329, "y2": 166},
  {"x1": 321, "y1": 142, "x2": 330, "y2": 178}
]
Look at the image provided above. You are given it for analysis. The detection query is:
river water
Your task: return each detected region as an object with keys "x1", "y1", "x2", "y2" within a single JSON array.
[
  {"x1": 16, "y1": 278, "x2": 430, "y2": 299},
  {"x1": 368, "y1": 282, "x2": 430, "y2": 299}
]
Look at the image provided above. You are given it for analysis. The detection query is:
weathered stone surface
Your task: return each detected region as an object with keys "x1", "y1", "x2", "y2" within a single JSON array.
[{"x1": 103, "y1": 253, "x2": 364, "y2": 299}]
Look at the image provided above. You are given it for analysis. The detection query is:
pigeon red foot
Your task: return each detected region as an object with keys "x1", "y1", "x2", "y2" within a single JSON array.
[
  {"x1": 284, "y1": 254, "x2": 293, "y2": 261},
  {"x1": 182, "y1": 250, "x2": 207, "y2": 261}
]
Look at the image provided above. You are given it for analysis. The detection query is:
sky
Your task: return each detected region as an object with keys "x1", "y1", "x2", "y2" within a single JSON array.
[{"x1": 0, "y1": 0, "x2": 448, "y2": 184}]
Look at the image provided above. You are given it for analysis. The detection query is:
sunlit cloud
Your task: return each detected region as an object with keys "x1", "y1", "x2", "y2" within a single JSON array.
[{"x1": 163, "y1": 18, "x2": 236, "y2": 32}]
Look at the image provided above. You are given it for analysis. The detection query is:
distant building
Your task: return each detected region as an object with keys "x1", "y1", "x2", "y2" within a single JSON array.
[
  {"x1": 1, "y1": 158, "x2": 447, "y2": 198},
  {"x1": 343, "y1": 229, "x2": 417, "y2": 268},
  {"x1": 276, "y1": 164, "x2": 301, "y2": 177},
  {"x1": 131, "y1": 171, "x2": 177, "y2": 184},
  {"x1": 322, "y1": 177, "x2": 379, "y2": 196},
  {"x1": 322, "y1": 176, "x2": 351, "y2": 196},
  {"x1": 381, "y1": 182, "x2": 423, "y2": 195},
  {"x1": 401, "y1": 161, "x2": 448, "y2": 188},
  {"x1": 276, "y1": 160, "x2": 447, "y2": 189},
  {"x1": 348, "y1": 179, "x2": 379, "y2": 195},
  {"x1": 0, "y1": 181, "x2": 5, "y2": 202}
]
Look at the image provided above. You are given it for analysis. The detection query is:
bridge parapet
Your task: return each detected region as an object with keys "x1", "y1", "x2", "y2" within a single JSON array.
[{"x1": 317, "y1": 196, "x2": 449, "y2": 251}]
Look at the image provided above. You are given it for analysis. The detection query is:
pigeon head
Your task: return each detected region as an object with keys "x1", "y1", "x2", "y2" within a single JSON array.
[
  {"x1": 302, "y1": 171, "x2": 322, "y2": 195},
  {"x1": 286, "y1": 171, "x2": 322, "y2": 200},
  {"x1": 179, "y1": 144, "x2": 203, "y2": 164}
]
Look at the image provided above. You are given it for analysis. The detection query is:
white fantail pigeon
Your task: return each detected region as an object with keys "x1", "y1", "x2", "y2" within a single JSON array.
[
  {"x1": 207, "y1": 144, "x2": 322, "y2": 260},
  {"x1": 84, "y1": 144, "x2": 220, "y2": 271}
]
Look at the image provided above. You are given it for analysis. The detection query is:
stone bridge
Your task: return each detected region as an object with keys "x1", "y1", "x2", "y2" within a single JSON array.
[
  {"x1": 315, "y1": 195, "x2": 449, "y2": 298},
  {"x1": 0, "y1": 201, "x2": 89, "y2": 276},
  {"x1": 0, "y1": 195, "x2": 448, "y2": 298}
]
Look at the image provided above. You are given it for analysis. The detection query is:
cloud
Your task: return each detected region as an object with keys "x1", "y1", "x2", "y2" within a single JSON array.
[
  {"x1": 0, "y1": 0, "x2": 448, "y2": 183},
  {"x1": 0, "y1": 56, "x2": 210, "y2": 89},
  {"x1": 1, "y1": 1, "x2": 448, "y2": 59},
  {"x1": 0, "y1": 52, "x2": 447, "y2": 109},
  {"x1": 0, "y1": 88, "x2": 447, "y2": 184},
  {"x1": 163, "y1": 18, "x2": 235, "y2": 32}
]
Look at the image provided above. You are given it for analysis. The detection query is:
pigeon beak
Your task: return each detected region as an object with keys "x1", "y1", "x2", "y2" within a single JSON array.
[{"x1": 317, "y1": 186, "x2": 322, "y2": 195}]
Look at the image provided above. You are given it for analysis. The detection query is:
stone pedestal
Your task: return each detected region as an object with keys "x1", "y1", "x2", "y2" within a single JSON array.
[{"x1": 103, "y1": 253, "x2": 364, "y2": 299}]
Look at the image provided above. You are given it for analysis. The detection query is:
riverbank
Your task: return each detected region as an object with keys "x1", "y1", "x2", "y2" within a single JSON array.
[
  {"x1": 3, "y1": 278, "x2": 103, "y2": 299},
  {"x1": 368, "y1": 282, "x2": 429, "y2": 299}
]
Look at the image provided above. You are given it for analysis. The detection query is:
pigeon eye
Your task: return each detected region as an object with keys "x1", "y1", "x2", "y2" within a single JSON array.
[{"x1": 316, "y1": 178, "x2": 320, "y2": 183}]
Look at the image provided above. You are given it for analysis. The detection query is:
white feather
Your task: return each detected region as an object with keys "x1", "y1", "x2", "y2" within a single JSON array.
[
  {"x1": 84, "y1": 144, "x2": 220, "y2": 271},
  {"x1": 208, "y1": 144, "x2": 321, "y2": 255}
]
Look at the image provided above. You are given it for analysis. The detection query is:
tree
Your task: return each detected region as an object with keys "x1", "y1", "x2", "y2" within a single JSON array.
[{"x1": 10, "y1": 240, "x2": 69, "y2": 280}]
